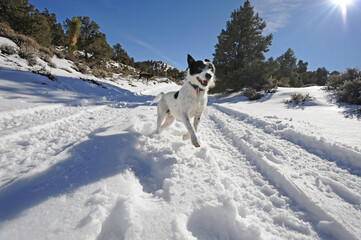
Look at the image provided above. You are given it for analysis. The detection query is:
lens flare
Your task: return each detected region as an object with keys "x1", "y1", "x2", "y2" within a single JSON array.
[{"x1": 331, "y1": 0, "x2": 352, "y2": 18}]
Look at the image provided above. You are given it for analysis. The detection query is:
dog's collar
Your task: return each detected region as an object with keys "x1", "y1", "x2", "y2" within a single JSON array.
[{"x1": 189, "y1": 82, "x2": 205, "y2": 95}]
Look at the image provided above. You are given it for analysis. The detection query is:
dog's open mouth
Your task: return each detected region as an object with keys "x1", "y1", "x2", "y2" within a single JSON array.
[{"x1": 197, "y1": 77, "x2": 208, "y2": 87}]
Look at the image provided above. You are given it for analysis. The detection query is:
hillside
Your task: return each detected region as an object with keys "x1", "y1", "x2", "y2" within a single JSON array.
[{"x1": 0, "y1": 37, "x2": 361, "y2": 240}]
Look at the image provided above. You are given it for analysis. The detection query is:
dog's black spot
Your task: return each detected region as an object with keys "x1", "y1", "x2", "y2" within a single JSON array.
[
  {"x1": 166, "y1": 109, "x2": 170, "y2": 114},
  {"x1": 174, "y1": 91, "x2": 179, "y2": 99},
  {"x1": 205, "y1": 59, "x2": 210, "y2": 62},
  {"x1": 189, "y1": 61, "x2": 206, "y2": 75}
]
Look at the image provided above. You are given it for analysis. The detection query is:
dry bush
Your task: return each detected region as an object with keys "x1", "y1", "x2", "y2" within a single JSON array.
[
  {"x1": 244, "y1": 88, "x2": 264, "y2": 100},
  {"x1": 60, "y1": 68, "x2": 72, "y2": 73},
  {"x1": 0, "y1": 22, "x2": 61, "y2": 65},
  {"x1": 18, "y1": 43, "x2": 37, "y2": 66},
  {"x1": 31, "y1": 66, "x2": 56, "y2": 81},
  {"x1": 287, "y1": 93, "x2": 314, "y2": 104},
  {"x1": 48, "y1": 60, "x2": 57, "y2": 68},
  {"x1": 92, "y1": 67, "x2": 113, "y2": 78},
  {"x1": 54, "y1": 50, "x2": 65, "y2": 59},
  {"x1": 0, "y1": 44, "x2": 16, "y2": 55}
]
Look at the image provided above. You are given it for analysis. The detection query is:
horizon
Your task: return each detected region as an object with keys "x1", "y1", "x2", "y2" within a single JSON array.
[{"x1": 30, "y1": 0, "x2": 361, "y2": 72}]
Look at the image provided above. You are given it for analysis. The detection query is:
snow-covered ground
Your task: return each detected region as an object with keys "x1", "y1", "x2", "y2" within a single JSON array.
[{"x1": 0, "y1": 37, "x2": 361, "y2": 240}]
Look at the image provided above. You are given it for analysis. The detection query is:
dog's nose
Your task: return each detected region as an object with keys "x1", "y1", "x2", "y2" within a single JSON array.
[{"x1": 205, "y1": 73, "x2": 212, "y2": 80}]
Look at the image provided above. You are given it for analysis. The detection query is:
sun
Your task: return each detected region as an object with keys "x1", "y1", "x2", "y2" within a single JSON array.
[{"x1": 331, "y1": 0, "x2": 353, "y2": 17}]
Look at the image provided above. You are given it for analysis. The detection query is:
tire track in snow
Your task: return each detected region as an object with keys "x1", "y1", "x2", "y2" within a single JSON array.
[
  {"x1": 0, "y1": 103, "x2": 129, "y2": 190},
  {"x1": 199, "y1": 112, "x2": 319, "y2": 239},
  {"x1": 214, "y1": 104, "x2": 361, "y2": 175},
  {"x1": 206, "y1": 106, "x2": 361, "y2": 240},
  {"x1": 0, "y1": 104, "x2": 106, "y2": 140}
]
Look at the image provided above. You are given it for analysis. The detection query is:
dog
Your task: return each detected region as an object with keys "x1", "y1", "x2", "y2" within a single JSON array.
[
  {"x1": 150, "y1": 54, "x2": 215, "y2": 147},
  {"x1": 138, "y1": 71, "x2": 153, "y2": 84}
]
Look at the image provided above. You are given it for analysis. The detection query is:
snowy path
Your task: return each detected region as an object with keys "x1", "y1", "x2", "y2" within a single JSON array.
[
  {"x1": 206, "y1": 106, "x2": 361, "y2": 239},
  {"x1": 0, "y1": 63, "x2": 360, "y2": 239},
  {"x1": 0, "y1": 102, "x2": 130, "y2": 190},
  {"x1": 1, "y1": 97, "x2": 360, "y2": 239}
]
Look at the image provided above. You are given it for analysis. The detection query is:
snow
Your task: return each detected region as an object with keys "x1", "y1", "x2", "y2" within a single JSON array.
[{"x1": 0, "y1": 37, "x2": 361, "y2": 239}]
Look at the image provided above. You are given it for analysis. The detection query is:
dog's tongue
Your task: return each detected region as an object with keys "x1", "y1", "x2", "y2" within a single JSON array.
[{"x1": 201, "y1": 80, "x2": 208, "y2": 86}]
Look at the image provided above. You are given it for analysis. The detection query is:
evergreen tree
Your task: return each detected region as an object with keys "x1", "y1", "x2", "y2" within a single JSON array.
[
  {"x1": 86, "y1": 32, "x2": 114, "y2": 64},
  {"x1": 213, "y1": 0, "x2": 272, "y2": 92},
  {"x1": 0, "y1": 0, "x2": 51, "y2": 46},
  {"x1": 315, "y1": 67, "x2": 329, "y2": 86},
  {"x1": 275, "y1": 48, "x2": 301, "y2": 87},
  {"x1": 113, "y1": 43, "x2": 132, "y2": 65},
  {"x1": 0, "y1": 0, "x2": 35, "y2": 33},
  {"x1": 41, "y1": 8, "x2": 65, "y2": 46},
  {"x1": 77, "y1": 16, "x2": 99, "y2": 61},
  {"x1": 297, "y1": 60, "x2": 308, "y2": 74}
]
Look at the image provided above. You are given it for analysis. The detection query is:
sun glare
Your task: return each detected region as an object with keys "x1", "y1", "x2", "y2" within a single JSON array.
[{"x1": 331, "y1": 0, "x2": 353, "y2": 18}]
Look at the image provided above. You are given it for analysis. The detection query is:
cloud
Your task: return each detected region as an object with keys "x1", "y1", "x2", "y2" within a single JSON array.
[
  {"x1": 129, "y1": 37, "x2": 183, "y2": 69},
  {"x1": 252, "y1": 0, "x2": 303, "y2": 34},
  {"x1": 115, "y1": 31, "x2": 183, "y2": 69}
]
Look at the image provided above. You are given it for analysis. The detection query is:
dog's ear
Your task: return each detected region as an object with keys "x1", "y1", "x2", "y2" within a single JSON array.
[
  {"x1": 187, "y1": 54, "x2": 195, "y2": 66},
  {"x1": 204, "y1": 59, "x2": 210, "y2": 62}
]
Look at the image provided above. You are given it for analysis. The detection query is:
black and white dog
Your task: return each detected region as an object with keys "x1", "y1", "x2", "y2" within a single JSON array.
[{"x1": 151, "y1": 54, "x2": 215, "y2": 147}]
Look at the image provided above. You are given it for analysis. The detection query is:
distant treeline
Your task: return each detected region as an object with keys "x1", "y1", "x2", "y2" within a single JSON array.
[
  {"x1": 0, "y1": 0, "x2": 184, "y2": 80},
  {"x1": 134, "y1": 60, "x2": 185, "y2": 80}
]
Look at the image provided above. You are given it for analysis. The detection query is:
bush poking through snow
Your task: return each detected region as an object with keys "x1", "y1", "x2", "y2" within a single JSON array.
[
  {"x1": 354, "y1": 107, "x2": 361, "y2": 114},
  {"x1": 18, "y1": 43, "x2": 37, "y2": 66},
  {"x1": 326, "y1": 68, "x2": 361, "y2": 105},
  {"x1": 287, "y1": 93, "x2": 314, "y2": 104},
  {"x1": 0, "y1": 44, "x2": 17, "y2": 55},
  {"x1": 31, "y1": 66, "x2": 56, "y2": 81},
  {"x1": 244, "y1": 88, "x2": 264, "y2": 100},
  {"x1": 336, "y1": 78, "x2": 361, "y2": 105}
]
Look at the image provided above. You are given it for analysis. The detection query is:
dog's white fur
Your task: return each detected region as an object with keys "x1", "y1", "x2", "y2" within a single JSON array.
[{"x1": 151, "y1": 55, "x2": 215, "y2": 147}]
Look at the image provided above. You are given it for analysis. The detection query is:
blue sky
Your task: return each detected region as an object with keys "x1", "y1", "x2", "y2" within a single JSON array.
[{"x1": 31, "y1": 0, "x2": 361, "y2": 72}]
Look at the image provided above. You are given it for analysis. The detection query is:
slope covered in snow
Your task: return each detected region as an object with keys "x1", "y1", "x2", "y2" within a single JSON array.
[{"x1": 0, "y1": 38, "x2": 360, "y2": 240}]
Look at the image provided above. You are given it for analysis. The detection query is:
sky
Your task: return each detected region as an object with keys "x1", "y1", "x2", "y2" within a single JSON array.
[{"x1": 30, "y1": 0, "x2": 361, "y2": 72}]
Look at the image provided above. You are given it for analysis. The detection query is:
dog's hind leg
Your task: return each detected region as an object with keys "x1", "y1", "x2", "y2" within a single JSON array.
[
  {"x1": 159, "y1": 114, "x2": 175, "y2": 133},
  {"x1": 156, "y1": 111, "x2": 166, "y2": 134}
]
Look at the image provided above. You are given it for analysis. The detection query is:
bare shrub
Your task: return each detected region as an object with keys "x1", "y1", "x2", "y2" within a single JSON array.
[
  {"x1": 60, "y1": 68, "x2": 72, "y2": 73},
  {"x1": 0, "y1": 44, "x2": 16, "y2": 55},
  {"x1": 244, "y1": 88, "x2": 264, "y2": 100},
  {"x1": 19, "y1": 43, "x2": 37, "y2": 66},
  {"x1": 32, "y1": 66, "x2": 56, "y2": 81},
  {"x1": 287, "y1": 93, "x2": 314, "y2": 104}
]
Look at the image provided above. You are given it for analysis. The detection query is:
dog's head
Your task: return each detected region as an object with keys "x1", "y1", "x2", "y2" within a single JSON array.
[{"x1": 186, "y1": 54, "x2": 216, "y2": 89}]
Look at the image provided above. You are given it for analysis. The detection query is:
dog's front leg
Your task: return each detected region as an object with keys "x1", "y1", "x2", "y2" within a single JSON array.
[
  {"x1": 182, "y1": 114, "x2": 201, "y2": 141},
  {"x1": 180, "y1": 113, "x2": 200, "y2": 147}
]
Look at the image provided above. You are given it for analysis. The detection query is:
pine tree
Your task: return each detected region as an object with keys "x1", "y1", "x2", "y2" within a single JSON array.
[
  {"x1": 113, "y1": 43, "x2": 132, "y2": 65},
  {"x1": 0, "y1": 0, "x2": 51, "y2": 46},
  {"x1": 315, "y1": 67, "x2": 329, "y2": 86},
  {"x1": 41, "y1": 8, "x2": 65, "y2": 46},
  {"x1": 77, "y1": 16, "x2": 99, "y2": 62},
  {"x1": 213, "y1": 0, "x2": 272, "y2": 92},
  {"x1": 86, "y1": 32, "x2": 114, "y2": 64},
  {"x1": 274, "y1": 48, "x2": 301, "y2": 87}
]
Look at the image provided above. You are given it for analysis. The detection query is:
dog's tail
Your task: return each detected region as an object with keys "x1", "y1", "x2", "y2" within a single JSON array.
[{"x1": 150, "y1": 92, "x2": 164, "y2": 105}]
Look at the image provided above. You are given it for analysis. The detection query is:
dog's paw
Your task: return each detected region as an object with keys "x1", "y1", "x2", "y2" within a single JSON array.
[
  {"x1": 182, "y1": 133, "x2": 190, "y2": 140},
  {"x1": 193, "y1": 142, "x2": 200, "y2": 148},
  {"x1": 191, "y1": 137, "x2": 200, "y2": 148}
]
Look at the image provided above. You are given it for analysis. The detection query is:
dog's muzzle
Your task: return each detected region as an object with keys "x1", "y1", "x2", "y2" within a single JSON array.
[{"x1": 197, "y1": 77, "x2": 209, "y2": 87}]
